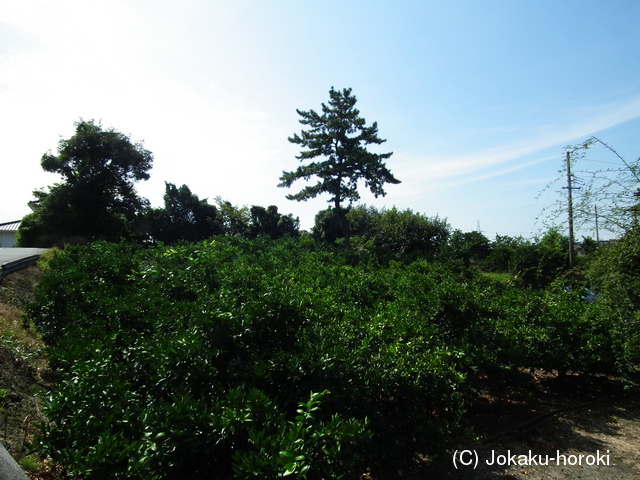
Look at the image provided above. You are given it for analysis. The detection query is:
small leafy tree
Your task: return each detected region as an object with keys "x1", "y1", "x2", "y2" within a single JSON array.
[
  {"x1": 355, "y1": 206, "x2": 450, "y2": 260},
  {"x1": 581, "y1": 236, "x2": 600, "y2": 255},
  {"x1": 311, "y1": 208, "x2": 346, "y2": 244},
  {"x1": 214, "y1": 197, "x2": 251, "y2": 237},
  {"x1": 279, "y1": 87, "x2": 400, "y2": 247},
  {"x1": 586, "y1": 228, "x2": 640, "y2": 365},
  {"x1": 483, "y1": 231, "x2": 569, "y2": 287},
  {"x1": 248, "y1": 205, "x2": 299, "y2": 239},
  {"x1": 17, "y1": 119, "x2": 152, "y2": 246},
  {"x1": 445, "y1": 230, "x2": 492, "y2": 266},
  {"x1": 313, "y1": 205, "x2": 450, "y2": 261},
  {"x1": 145, "y1": 182, "x2": 222, "y2": 244}
]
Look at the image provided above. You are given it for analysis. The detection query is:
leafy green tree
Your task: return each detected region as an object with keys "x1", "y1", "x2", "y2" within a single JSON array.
[
  {"x1": 484, "y1": 235, "x2": 534, "y2": 275},
  {"x1": 483, "y1": 231, "x2": 569, "y2": 287},
  {"x1": 446, "y1": 230, "x2": 491, "y2": 266},
  {"x1": 278, "y1": 87, "x2": 400, "y2": 247},
  {"x1": 17, "y1": 120, "x2": 152, "y2": 247},
  {"x1": 364, "y1": 206, "x2": 449, "y2": 260},
  {"x1": 313, "y1": 205, "x2": 450, "y2": 261},
  {"x1": 581, "y1": 236, "x2": 600, "y2": 255},
  {"x1": 311, "y1": 208, "x2": 344, "y2": 244},
  {"x1": 17, "y1": 189, "x2": 80, "y2": 247},
  {"x1": 532, "y1": 229, "x2": 570, "y2": 284},
  {"x1": 248, "y1": 205, "x2": 299, "y2": 239},
  {"x1": 586, "y1": 228, "x2": 640, "y2": 364},
  {"x1": 145, "y1": 182, "x2": 222, "y2": 244},
  {"x1": 214, "y1": 197, "x2": 251, "y2": 237}
]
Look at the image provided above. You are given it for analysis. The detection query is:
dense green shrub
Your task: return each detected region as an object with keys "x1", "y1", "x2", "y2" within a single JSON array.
[
  {"x1": 483, "y1": 230, "x2": 569, "y2": 288},
  {"x1": 443, "y1": 230, "x2": 491, "y2": 266},
  {"x1": 30, "y1": 239, "x2": 469, "y2": 478},
  {"x1": 28, "y1": 236, "x2": 624, "y2": 478},
  {"x1": 142, "y1": 182, "x2": 224, "y2": 244},
  {"x1": 484, "y1": 281, "x2": 619, "y2": 374},
  {"x1": 313, "y1": 205, "x2": 450, "y2": 262},
  {"x1": 586, "y1": 229, "x2": 640, "y2": 366},
  {"x1": 247, "y1": 205, "x2": 300, "y2": 239}
]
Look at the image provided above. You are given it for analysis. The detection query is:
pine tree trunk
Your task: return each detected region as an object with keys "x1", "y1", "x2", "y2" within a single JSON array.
[
  {"x1": 335, "y1": 201, "x2": 350, "y2": 249},
  {"x1": 338, "y1": 210, "x2": 350, "y2": 249}
]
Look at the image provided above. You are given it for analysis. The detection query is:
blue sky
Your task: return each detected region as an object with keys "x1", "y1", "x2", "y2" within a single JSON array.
[{"x1": 1, "y1": 1, "x2": 639, "y2": 240}]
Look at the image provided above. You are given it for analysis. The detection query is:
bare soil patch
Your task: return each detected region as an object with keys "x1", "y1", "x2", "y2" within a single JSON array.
[{"x1": 414, "y1": 369, "x2": 640, "y2": 480}]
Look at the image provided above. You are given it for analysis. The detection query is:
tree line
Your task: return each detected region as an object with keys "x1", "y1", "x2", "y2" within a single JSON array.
[
  {"x1": 16, "y1": 114, "x2": 584, "y2": 286},
  {"x1": 16, "y1": 119, "x2": 300, "y2": 247},
  {"x1": 16, "y1": 87, "x2": 612, "y2": 287},
  {"x1": 18, "y1": 87, "x2": 401, "y2": 248}
]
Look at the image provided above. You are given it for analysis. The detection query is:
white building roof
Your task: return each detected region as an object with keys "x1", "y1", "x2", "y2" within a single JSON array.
[{"x1": 0, "y1": 221, "x2": 21, "y2": 232}]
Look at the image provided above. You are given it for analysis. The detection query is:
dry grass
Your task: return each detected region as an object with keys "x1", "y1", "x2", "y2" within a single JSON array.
[
  {"x1": 0, "y1": 305, "x2": 44, "y2": 357},
  {"x1": 0, "y1": 266, "x2": 46, "y2": 366},
  {"x1": 0, "y1": 265, "x2": 64, "y2": 479}
]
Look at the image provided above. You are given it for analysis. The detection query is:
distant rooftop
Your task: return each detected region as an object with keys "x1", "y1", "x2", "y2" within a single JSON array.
[{"x1": 0, "y1": 220, "x2": 21, "y2": 232}]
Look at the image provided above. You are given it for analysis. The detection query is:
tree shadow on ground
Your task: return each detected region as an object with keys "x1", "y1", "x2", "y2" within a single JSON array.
[{"x1": 404, "y1": 369, "x2": 640, "y2": 480}]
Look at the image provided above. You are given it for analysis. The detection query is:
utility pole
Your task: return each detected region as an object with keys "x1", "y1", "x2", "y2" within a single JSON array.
[
  {"x1": 563, "y1": 151, "x2": 580, "y2": 268},
  {"x1": 594, "y1": 205, "x2": 599, "y2": 242}
]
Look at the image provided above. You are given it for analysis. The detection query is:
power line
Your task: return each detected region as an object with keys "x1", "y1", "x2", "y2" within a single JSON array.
[
  {"x1": 588, "y1": 137, "x2": 640, "y2": 182},
  {"x1": 582, "y1": 159, "x2": 624, "y2": 166}
]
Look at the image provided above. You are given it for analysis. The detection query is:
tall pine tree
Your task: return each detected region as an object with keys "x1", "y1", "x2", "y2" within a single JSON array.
[{"x1": 279, "y1": 87, "x2": 400, "y2": 247}]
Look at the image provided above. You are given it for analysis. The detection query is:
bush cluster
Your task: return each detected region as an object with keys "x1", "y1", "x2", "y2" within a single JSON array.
[{"x1": 28, "y1": 236, "x2": 628, "y2": 478}]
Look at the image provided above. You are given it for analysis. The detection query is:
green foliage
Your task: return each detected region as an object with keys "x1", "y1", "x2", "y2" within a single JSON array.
[
  {"x1": 17, "y1": 189, "x2": 75, "y2": 247},
  {"x1": 231, "y1": 390, "x2": 369, "y2": 480},
  {"x1": 18, "y1": 120, "x2": 152, "y2": 247},
  {"x1": 483, "y1": 230, "x2": 569, "y2": 288},
  {"x1": 18, "y1": 455, "x2": 42, "y2": 473},
  {"x1": 356, "y1": 206, "x2": 450, "y2": 260},
  {"x1": 28, "y1": 236, "x2": 626, "y2": 478},
  {"x1": 247, "y1": 205, "x2": 299, "y2": 239},
  {"x1": 445, "y1": 230, "x2": 491, "y2": 266},
  {"x1": 311, "y1": 208, "x2": 343, "y2": 244},
  {"x1": 279, "y1": 87, "x2": 399, "y2": 208},
  {"x1": 143, "y1": 182, "x2": 223, "y2": 244},
  {"x1": 586, "y1": 229, "x2": 640, "y2": 365},
  {"x1": 143, "y1": 192, "x2": 300, "y2": 243},
  {"x1": 581, "y1": 236, "x2": 601, "y2": 255},
  {"x1": 313, "y1": 205, "x2": 450, "y2": 262},
  {"x1": 482, "y1": 234, "x2": 519, "y2": 272},
  {"x1": 484, "y1": 281, "x2": 618, "y2": 374},
  {"x1": 214, "y1": 198, "x2": 251, "y2": 237},
  {"x1": 28, "y1": 239, "x2": 470, "y2": 477}
]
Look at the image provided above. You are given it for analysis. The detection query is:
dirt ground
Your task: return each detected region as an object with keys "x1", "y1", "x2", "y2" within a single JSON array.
[
  {"x1": 0, "y1": 266, "x2": 63, "y2": 479},
  {"x1": 416, "y1": 370, "x2": 640, "y2": 480}
]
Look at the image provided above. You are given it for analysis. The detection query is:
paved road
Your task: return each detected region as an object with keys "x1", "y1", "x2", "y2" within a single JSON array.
[
  {"x1": 0, "y1": 248, "x2": 48, "y2": 280},
  {"x1": 0, "y1": 442, "x2": 30, "y2": 480},
  {"x1": 0, "y1": 248, "x2": 48, "y2": 265}
]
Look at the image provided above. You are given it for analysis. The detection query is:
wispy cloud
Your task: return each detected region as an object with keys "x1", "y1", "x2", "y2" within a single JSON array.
[
  {"x1": 499, "y1": 176, "x2": 555, "y2": 188},
  {"x1": 398, "y1": 95, "x2": 640, "y2": 187}
]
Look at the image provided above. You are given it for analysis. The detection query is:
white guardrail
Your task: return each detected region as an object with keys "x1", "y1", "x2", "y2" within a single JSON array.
[{"x1": 0, "y1": 255, "x2": 42, "y2": 281}]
